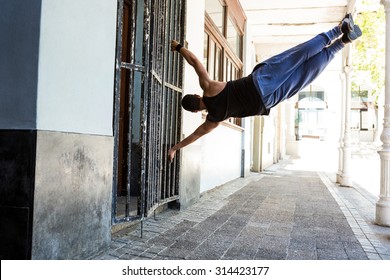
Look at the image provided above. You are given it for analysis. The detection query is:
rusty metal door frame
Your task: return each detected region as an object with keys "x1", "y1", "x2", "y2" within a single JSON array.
[{"x1": 112, "y1": 0, "x2": 186, "y2": 225}]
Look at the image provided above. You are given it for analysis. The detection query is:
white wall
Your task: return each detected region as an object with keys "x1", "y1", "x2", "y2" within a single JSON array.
[
  {"x1": 178, "y1": 0, "x2": 205, "y2": 207},
  {"x1": 180, "y1": 0, "x2": 247, "y2": 196},
  {"x1": 200, "y1": 124, "x2": 242, "y2": 192},
  {"x1": 37, "y1": 0, "x2": 117, "y2": 136}
]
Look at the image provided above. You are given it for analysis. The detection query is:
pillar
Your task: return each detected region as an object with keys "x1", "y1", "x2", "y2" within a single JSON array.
[
  {"x1": 376, "y1": 0, "x2": 390, "y2": 226},
  {"x1": 337, "y1": 72, "x2": 346, "y2": 183},
  {"x1": 339, "y1": 61, "x2": 353, "y2": 187},
  {"x1": 278, "y1": 103, "x2": 286, "y2": 160}
]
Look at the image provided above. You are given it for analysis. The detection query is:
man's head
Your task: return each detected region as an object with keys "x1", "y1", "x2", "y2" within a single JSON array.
[{"x1": 181, "y1": 94, "x2": 202, "y2": 112}]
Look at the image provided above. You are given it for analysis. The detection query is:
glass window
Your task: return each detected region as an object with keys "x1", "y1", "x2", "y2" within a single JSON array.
[
  {"x1": 204, "y1": 35, "x2": 223, "y2": 81},
  {"x1": 298, "y1": 90, "x2": 324, "y2": 101},
  {"x1": 227, "y1": 16, "x2": 241, "y2": 59},
  {"x1": 205, "y1": 0, "x2": 224, "y2": 34},
  {"x1": 226, "y1": 59, "x2": 231, "y2": 81},
  {"x1": 361, "y1": 110, "x2": 368, "y2": 130},
  {"x1": 203, "y1": 33, "x2": 209, "y2": 70},
  {"x1": 352, "y1": 90, "x2": 368, "y2": 102},
  {"x1": 215, "y1": 46, "x2": 221, "y2": 80},
  {"x1": 209, "y1": 41, "x2": 215, "y2": 80}
]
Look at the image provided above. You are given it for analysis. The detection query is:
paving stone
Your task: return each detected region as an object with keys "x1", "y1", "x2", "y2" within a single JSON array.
[
  {"x1": 187, "y1": 223, "x2": 218, "y2": 237},
  {"x1": 289, "y1": 238, "x2": 316, "y2": 250},
  {"x1": 146, "y1": 245, "x2": 166, "y2": 255},
  {"x1": 158, "y1": 247, "x2": 191, "y2": 259},
  {"x1": 97, "y1": 253, "x2": 119, "y2": 260},
  {"x1": 105, "y1": 249, "x2": 123, "y2": 258},
  {"x1": 317, "y1": 249, "x2": 349, "y2": 260},
  {"x1": 255, "y1": 248, "x2": 287, "y2": 260},
  {"x1": 238, "y1": 226, "x2": 267, "y2": 242},
  {"x1": 203, "y1": 213, "x2": 232, "y2": 226},
  {"x1": 259, "y1": 235, "x2": 290, "y2": 252},
  {"x1": 366, "y1": 253, "x2": 382, "y2": 260},
  {"x1": 222, "y1": 244, "x2": 258, "y2": 260},
  {"x1": 344, "y1": 246, "x2": 368, "y2": 260},
  {"x1": 118, "y1": 252, "x2": 139, "y2": 260},
  {"x1": 186, "y1": 238, "x2": 230, "y2": 260},
  {"x1": 147, "y1": 236, "x2": 176, "y2": 247},
  {"x1": 169, "y1": 240, "x2": 199, "y2": 251},
  {"x1": 287, "y1": 249, "x2": 317, "y2": 260},
  {"x1": 266, "y1": 222, "x2": 293, "y2": 237},
  {"x1": 380, "y1": 254, "x2": 390, "y2": 260},
  {"x1": 316, "y1": 239, "x2": 344, "y2": 250}
]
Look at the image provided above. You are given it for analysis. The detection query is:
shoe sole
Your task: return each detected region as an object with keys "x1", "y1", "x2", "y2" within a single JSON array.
[
  {"x1": 345, "y1": 14, "x2": 354, "y2": 31},
  {"x1": 348, "y1": 25, "x2": 362, "y2": 41}
]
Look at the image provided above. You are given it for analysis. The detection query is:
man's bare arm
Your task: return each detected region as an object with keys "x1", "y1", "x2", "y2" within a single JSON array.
[
  {"x1": 168, "y1": 120, "x2": 219, "y2": 162},
  {"x1": 171, "y1": 40, "x2": 210, "y2": 91}
]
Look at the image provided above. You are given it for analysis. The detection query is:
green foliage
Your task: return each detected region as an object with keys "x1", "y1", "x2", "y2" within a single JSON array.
[{"x1": 352, "y1": 2, "x2": 385, "y2": 103}]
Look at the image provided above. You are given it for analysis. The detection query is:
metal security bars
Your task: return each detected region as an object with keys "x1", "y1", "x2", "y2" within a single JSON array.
[{"x1": 112, "y1": 0, "x2": 185, "y2": 225}]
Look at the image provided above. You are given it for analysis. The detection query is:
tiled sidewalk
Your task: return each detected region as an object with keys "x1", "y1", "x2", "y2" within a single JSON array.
[{"x1": 93, "y1": 160, "x2": 390, "y2": 260}]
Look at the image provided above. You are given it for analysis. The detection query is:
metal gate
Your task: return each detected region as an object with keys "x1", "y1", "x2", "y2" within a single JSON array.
[{"x1": 112, "y1": 0, "x2": 185, "y2": 225}]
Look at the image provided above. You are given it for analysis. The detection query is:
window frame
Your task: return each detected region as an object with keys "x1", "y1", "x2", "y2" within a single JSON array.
[{"x1": 204, "y1": 0, "x2": 245, "y2": 127}]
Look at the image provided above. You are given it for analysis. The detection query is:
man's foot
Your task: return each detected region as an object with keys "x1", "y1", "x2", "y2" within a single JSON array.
[
  {"x1": 340, "y1": 13, "x2": 354, "y2": 34},
  {"x1": 342, "y1": 24, "x2": 362, "y2": 43}
]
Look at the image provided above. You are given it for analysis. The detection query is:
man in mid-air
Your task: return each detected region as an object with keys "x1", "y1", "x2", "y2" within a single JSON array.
[{"x1": 168, "y1": 14, "x2": 361, "y2": 163}]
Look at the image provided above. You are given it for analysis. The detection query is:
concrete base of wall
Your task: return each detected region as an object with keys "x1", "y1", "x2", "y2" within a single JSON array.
[
  {"x1": 179, "y1": 145, "x2": 201, "y2": 209},
  {"x1": 32, "y1": 131, "x2": 113, "y2": 259}
]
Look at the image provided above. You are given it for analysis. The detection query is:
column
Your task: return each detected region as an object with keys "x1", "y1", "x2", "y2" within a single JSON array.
[
  {"x1": 337, "y1": 72, "x2": 346, "y2": 183},
  {"x1": 376, "y1": 0, "x2": 390, "y2": 226},
  {"x1": 278, "y1": 103, "x2": 286, "y2": 160},
  {"x1": 339, "y1": 61, "x2": 353, "y2": 187}
]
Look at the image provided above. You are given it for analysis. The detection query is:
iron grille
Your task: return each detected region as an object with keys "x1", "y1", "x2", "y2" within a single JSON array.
[{"x1": 112, "y1": 0, "x2": 186, "y2": 225}]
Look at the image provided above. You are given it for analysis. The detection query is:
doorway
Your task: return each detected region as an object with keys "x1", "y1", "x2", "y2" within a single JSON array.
[{"x1": 113, "y1": 0, "x2": 186, "y2": 224}]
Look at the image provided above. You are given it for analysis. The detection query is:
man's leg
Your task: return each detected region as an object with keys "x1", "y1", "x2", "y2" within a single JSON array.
[
  {"x1": 273, "y1": 39, "x2": 345, "y2": 105},
  {"x1": 252, "y1": 26, "x2": 342, "y2": 97}
]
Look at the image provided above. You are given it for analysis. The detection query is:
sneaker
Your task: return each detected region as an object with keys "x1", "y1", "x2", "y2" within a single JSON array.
[
  {"x1": 342, "y1": 24, "x2": 362, "y2": 43},
  {"x1": 340, "y1": 13, "x2": 354, "y2": 34}
]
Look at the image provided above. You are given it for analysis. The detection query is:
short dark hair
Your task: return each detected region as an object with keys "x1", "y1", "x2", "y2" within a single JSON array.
[{"x1": 181, "y1": 94, "x2": 200, "y2": 112}]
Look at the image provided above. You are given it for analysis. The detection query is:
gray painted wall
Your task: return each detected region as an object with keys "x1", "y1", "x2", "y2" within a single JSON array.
[{"x1": 0, "y1": 0, "x2": 42, "y2": 129}]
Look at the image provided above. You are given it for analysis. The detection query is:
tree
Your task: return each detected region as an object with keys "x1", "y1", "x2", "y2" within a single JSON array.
[{"x1": 352, "y1": 0, "x2": 385, "y2": 104}]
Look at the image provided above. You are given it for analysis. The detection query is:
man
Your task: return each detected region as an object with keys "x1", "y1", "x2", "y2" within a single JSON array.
[{"x1": 168, "y1": 14, "x2": 362, "y2": 163}]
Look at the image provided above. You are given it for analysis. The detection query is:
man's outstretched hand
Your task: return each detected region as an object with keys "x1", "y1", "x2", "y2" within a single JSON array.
[
  {"x1": 170, "y1": 40, "x2": 179, "y2": 52},
  {"x1": 168, "y1": 148, "x2": 176, "y2": 163}
]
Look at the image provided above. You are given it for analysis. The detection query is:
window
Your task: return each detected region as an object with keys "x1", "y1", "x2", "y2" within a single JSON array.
[
  {"x1": 205, "y1": 0, "x2": 224, "y2": 34},
  {"x1": 352, "y1": 90, "x2": 369, "y2": 102},
  {"x1": 227, "y1": 16, "x2": 241, "y2": 58},
  {"x1": 351, "y1": 109, "x2": 369, "y2": 131},
  {"x1": 352, "y1": 84, "x2": 371, "y2": 102},
  {"x1": 204, "y1": 0, "x2": 245, "y2": 126},
  {"x1": 204, "y1": 33, "x2": 223, "y2": 81},
  {"x1": 296, "y1": 87, "x2": 327, "y2": 140}
]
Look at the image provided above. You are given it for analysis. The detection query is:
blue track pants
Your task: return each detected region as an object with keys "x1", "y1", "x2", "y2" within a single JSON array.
[{"x1": 252, "y1": 26, "x2": 345, "y2": 109}]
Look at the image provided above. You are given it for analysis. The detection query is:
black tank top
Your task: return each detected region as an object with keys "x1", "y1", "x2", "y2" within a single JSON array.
[{"x1": 203, "y1": 74, "x2": 268, "y2": 122}]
